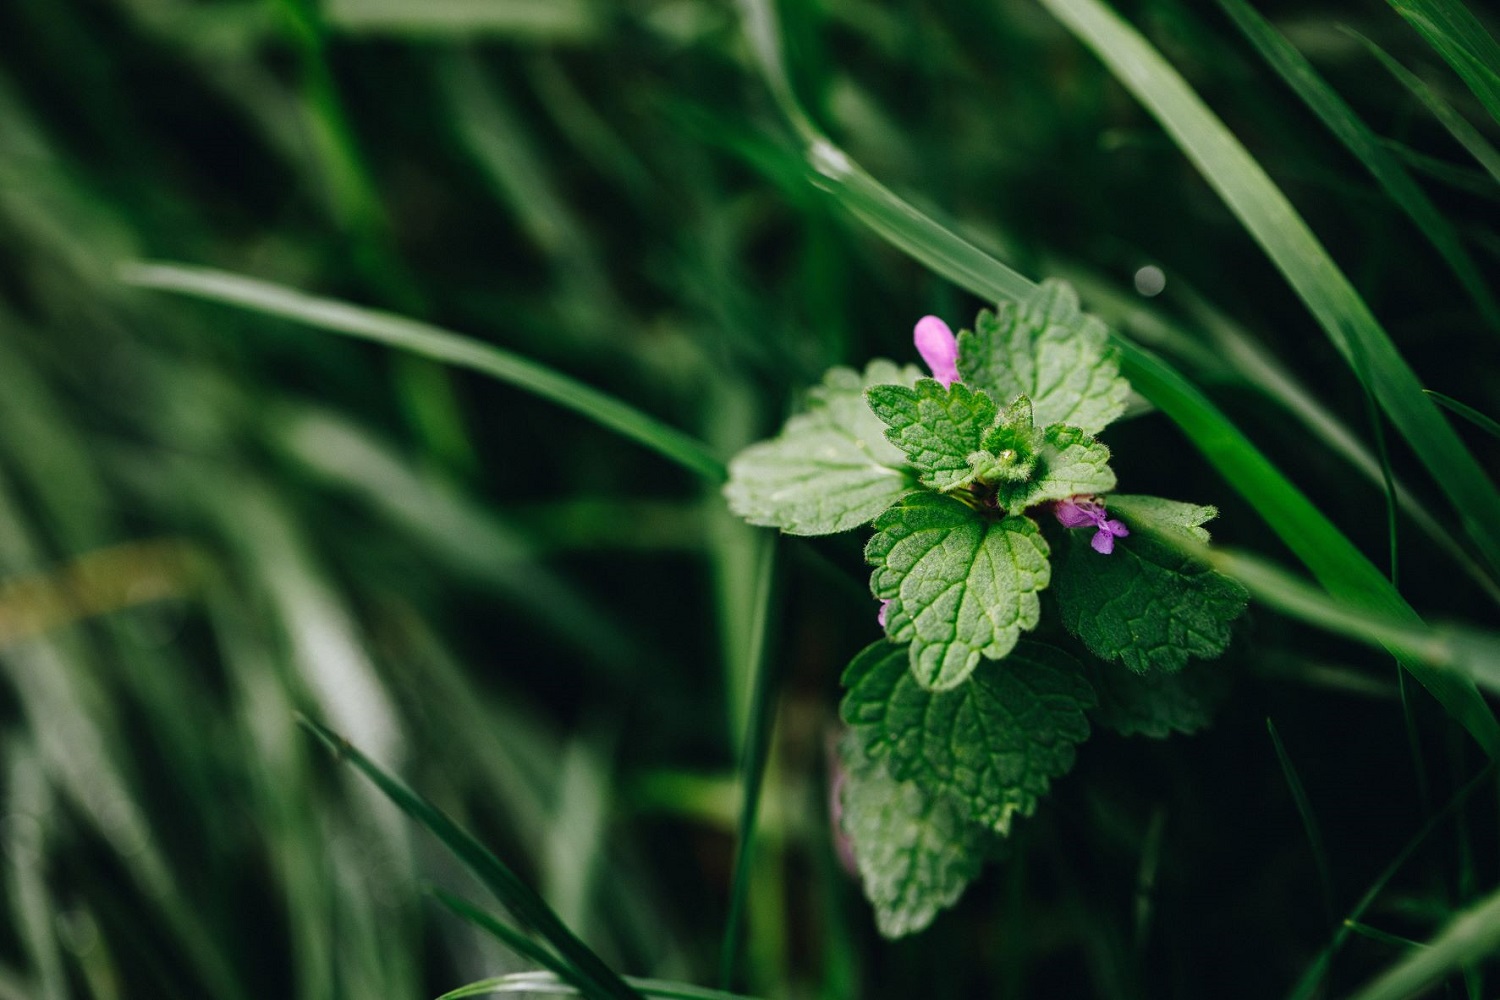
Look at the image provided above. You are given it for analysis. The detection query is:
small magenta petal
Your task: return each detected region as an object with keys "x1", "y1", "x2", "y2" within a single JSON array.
[
  {"x1": 877, "y1": 599, "x2": 892, "y2": 628},
  {"x1": 914, "y1": 315, "x2": 960, "y2": 387},
  {"x1": 1054, "y1": 498, "x2": 1104, "y2": 528},
  {"x1": 1091, "y1": 528, "x2": 1116, "y2": 555},
  {"x1": 1104, "y1": 519, "x2": 1130, "y2": 538}
]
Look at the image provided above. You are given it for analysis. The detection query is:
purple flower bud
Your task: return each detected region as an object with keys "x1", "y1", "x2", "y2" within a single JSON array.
[
  {"x1": 914, "y1": 316, "x2": 960, "y2": 387},
  {"x1": 877, "y1": 598, "x2": 892, "y2": 629},
  {"x1": 1053, "y1": 497, "x2": 1129, "y2": 555}
]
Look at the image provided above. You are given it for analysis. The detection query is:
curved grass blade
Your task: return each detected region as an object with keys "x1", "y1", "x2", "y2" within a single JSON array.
[
  {"x1": 119, "y1": 262, "x2": 726, "y2": 483},
  {"x1": 1356, "y1": 31, "x2": 1500, "y2": 186},
  {"x1": 1347, "y1": 881, "x2": 1500, "y2": 1000},
  {"x1": 1427, "y1": 389, "x2": 1500, "y2": 439},
  {"x1": 438, "y1": 972, "x2": 769, "y2": 1000},
  {"x1": 1039, "y1": 0, "x2": 1500, "y2": 579},
  {"x1": 297, "y1": 716, "x2": 644, "y2": 1000},
  {"x1": 1385, "y1": 0, "x2": 1500, "y2": 126},
  {"x1": 732, "y1": 0, "x2": 1500, "y2": 754},
  {"x1": 1220, "y1": 0, "x2": 1500, "y2": 331},
  {"x1": 431, "y1": 889, "x2": 578, "y2": 986},
  {"x1": 1205, "y1": 546, "x2": 1500, "y2": 695}
]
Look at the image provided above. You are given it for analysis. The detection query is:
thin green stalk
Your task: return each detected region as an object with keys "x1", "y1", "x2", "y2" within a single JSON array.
[
  {"x1": 718, "y1": 535, "x2": 781, "y2": 990},
  {"x1": 1356, "y1": 31, "x2": 1500, "y2": 186},
  {"x1": 1427, "y1": 389, "x2": 1500, "y2": 439},
  {"x1": 431, "y1": 890, "x2": 579, "y2": 987},
  {"x1": 1267, "y1": 719, "x2": 1336, "y2": 928},
  {"x1": 1287, "y1": 762, "x2": 1495, "y2": 1000},
  {"x1": 299, "y1": 716, "x2": 644, "y2": 1000},
  {"x1": 1347, "y1": 879, "x2": 1500, "y2": 1000},
  {"x1": 119, "y1": 262, "x2": 726, "y2": 482}
]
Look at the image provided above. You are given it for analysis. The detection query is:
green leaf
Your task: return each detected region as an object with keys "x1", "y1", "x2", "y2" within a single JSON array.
[
  {"x1": 841, "y1": 640, "x2": 1094, "y2": 834},
  {"x1": 1087, "y1": 658, "x2": 1228, "y2": 738},
  {"x1": 1008, "y1": 424, "x2": 1116, "y2": 513},
  {"x1": 865, "y1": 379, "x2": 1003, "y2": 491},
  {"x1": 836, "y1": 731, "x2": 989, "y2": 939},
  {"x1": 1106, "y1": 494, "x2": 1217, "y2": 543},
  {"x1": 956, "y1": 280, "x2": 1129, "y2": 434},
  {"x1": 1053, "y1": 508, "x2": 1248, "y2": 673},
  {"x1": 867, "y1": 494, "x2": 1051, "y2": 689},
  {"x1": 724, "y1": 361, "x2": 921, "y2": 535}
]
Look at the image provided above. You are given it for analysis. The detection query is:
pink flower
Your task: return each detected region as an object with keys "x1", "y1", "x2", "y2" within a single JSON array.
[
  {"x1": 1054, "y1": 497, "x2": 1130, "y2": 554},
  {"x1": 914, "y1": 316, "x2": 959, "y2": 387},
  {"x1": 877, "y1": 598, "x2": 892, "y2": 628}
]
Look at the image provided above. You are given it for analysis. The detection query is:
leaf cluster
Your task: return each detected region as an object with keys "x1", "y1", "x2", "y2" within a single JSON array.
[{"x1": 725, "y1": 280, "x2": 1247, "y2": 934}]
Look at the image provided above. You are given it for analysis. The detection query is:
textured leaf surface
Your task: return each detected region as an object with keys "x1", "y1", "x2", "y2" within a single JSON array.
[
  {"x1": 1054, "y1": 522, "x2": 1248, "y2": 673},
  {"x1": 866, "y1": 379, "x2": 1000, "y2": 491},
  {"x1": 867, "y1": 494, "x2": 1050, "y2": 689},
  {"x1": 837, "y1": 731, "x2": 988, "y2": 938},
  {"x1": 842, "y1": 640, "x2": 1094, "y2": 834},
  {"x1": 724, "y1": 361, "x2": 921, "y2": 535},
  {"x1": 1106, "y1": 494, "x2": 1217, "y2": 542},
  {"x1": 997, "y1": 424, "x2": 1116, "y2": 514},
  {"x1": 957, "y1": 279, "x2": 1129, "y2": 434},
  {"x1": 1087, "y1": 658, "x2": 1228, "y2": 738}
]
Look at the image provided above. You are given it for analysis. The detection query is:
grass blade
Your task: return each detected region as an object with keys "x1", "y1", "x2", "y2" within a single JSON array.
[
  {"x1": 119, "y1": 261, "x2": 726, "y2": 482},
  {"x1": 438, "y1": 972, "x2": 770, "y2": 1000},
  {"x1": 1385, "y1": 0, "x2": 1500, "y2": 126},
  {"x1": 718, "y1": 535, "x2": 780, "y2": 989},
  {"x1": 1357, "y1": 32, "x2": 1500, "y2": 186},
  {"x1": 1288, "y1": 762, "x2": 1495, "y2": 1000},
  {"x1": 431, "y1": 889, "x2": 578, "y2": 985},
  {"x1": 1266, "y1": 719, "x2": 1336, "y2": 926},
  {"x1": 297, "y1": 716, "x2": 644, "y2": 1000},
  {"x1": 1220, "y1": 0, "x2": 1500, "y2": 331},
  {"x1": 1347, "y1": 880, "x2": 1500, "y2": 1000},
  {"x1": 733, "y1": 0, "x2": 1500, "y2": 754},
  {"x1": 322, "y1": 0, "x2": 602, "y2": 41},
  {"x1": 1039, "y1": 0, "x2": 1500, "y2": 579},
  {"x1": 1427, "y1": 389, "x2": 1500, "y2": 439}
]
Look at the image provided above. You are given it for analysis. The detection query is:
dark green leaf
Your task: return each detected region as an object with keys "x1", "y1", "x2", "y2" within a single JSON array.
[
  {"x1": 841, "y1": 640, "x2": 1094, "y2": 833},
  {"x1": 836, "y1": 731, "x2": 989, "y2": 938},
  {"x1": 1053, "y1": 504, "x2": 1247, "y2": 673},
  {"x1": 1087, "y1": 658, "x2": 1229, "y2": 738}
]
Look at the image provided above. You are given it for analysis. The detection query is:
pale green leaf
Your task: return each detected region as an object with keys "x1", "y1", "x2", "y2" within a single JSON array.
[
  {"x1": 956, "y1": 279, "x2": 1129, "y2": 434},
  {"x1": 865, "y1": 379, "x2": 1002, "y2": 492},
  {"x1": 1106, "y1": 494, "x2": 1218, "y2": 543},
  {"x1": 1087, "y1": 658, "x2": 1229, "y2": 738},
  {"x1": 867, "y1": 493, "x2": 1051, "y2": 689},
  {"x1": 1054, "y1": 519, "x2": 1248, "y2": 673},
  {"x1": 724, "y1": 361, "x2": 921, "y2": 535},
  {"x1": 841, "y1": 640, "x2": 1094, "y2": 834},
  {"x1": 837, "y1": 732, "x2": 988, "y2": 939}
]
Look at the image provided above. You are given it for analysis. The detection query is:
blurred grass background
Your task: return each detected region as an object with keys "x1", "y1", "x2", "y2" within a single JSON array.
[{"x1": 0, "y1": 0, "x2": 1498, "y2": 997}]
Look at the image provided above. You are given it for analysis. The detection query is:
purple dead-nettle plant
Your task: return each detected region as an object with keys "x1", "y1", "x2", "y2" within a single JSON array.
[{"x1": 724, "y1": 279, "x2": 1247, "y2": 937}]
